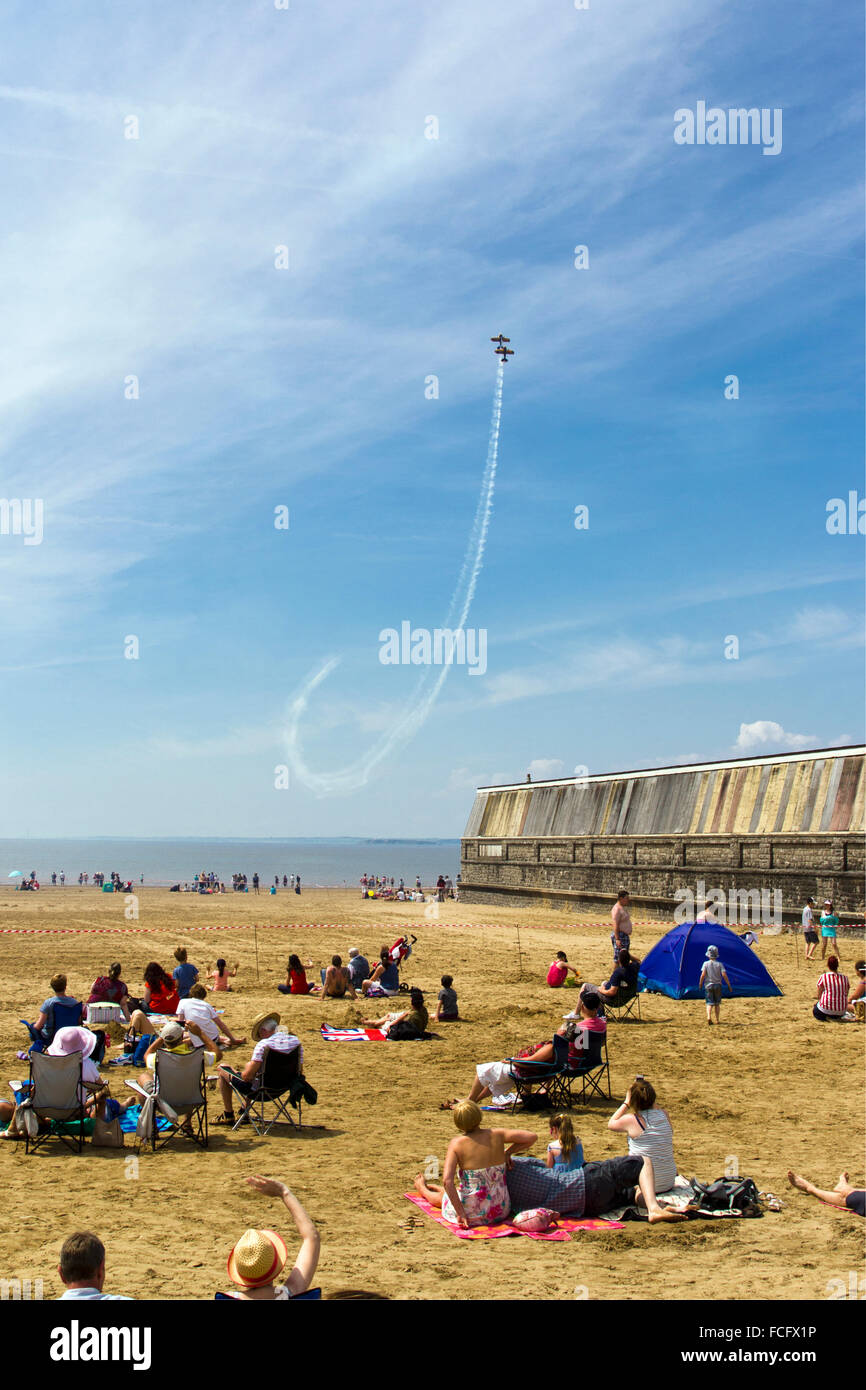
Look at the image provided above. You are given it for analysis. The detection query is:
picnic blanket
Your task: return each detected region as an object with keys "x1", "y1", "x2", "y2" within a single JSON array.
[
  {"x1": 119, "y1": 1104, "x2": 171, "y2": 1134},
  {"x1": 405, "y1": 1193, "x2": 624, "y2": 1241},
  {"x1": 321, "y1": 1024, "x2": 386, "y2": 1042}
]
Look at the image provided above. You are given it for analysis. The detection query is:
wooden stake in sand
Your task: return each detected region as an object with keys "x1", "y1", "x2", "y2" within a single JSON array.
[
  {"x1": 254, "y1": 923, "x2": 260, "y2": 980},
  {"x1": 515, "y1": 923, "x2": 524, "y2": 980}
]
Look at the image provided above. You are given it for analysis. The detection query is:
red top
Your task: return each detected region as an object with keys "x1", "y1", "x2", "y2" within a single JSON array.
[
  {"x1": 289, "y1": 968, "x2": 309, "y2": 995},
  {"x1": 147, "y1": 983, "x2": 180, "y2": 1014},
  {"x1": 547, "y1": 962, "x2": 568, "y2": 987},
  {"x1": 817, "y1": 971, "x2": 849, "y2": 1015}
]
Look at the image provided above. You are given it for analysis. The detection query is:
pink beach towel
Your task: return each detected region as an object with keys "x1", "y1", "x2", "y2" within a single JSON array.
[{"x1": 404, "y1": 1193, "x2": 624, "y2": 1241}]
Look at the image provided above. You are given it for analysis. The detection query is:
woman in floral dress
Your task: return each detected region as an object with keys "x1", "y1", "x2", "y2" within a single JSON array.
[{"x1": 413, "y1": 1101, "x2": 537, "y2": 1227}]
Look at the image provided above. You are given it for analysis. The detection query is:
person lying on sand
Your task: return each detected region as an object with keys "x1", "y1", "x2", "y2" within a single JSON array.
[
  {"x1": 505, "y1": 1151, "x2": 691, "y2": 1225},
  {"x1": 787, "y1": 1170, "x2": 865, "y2": 1217},
  {"x1": 362, "y1": 988, "x2": 428, "y2": 1039}
]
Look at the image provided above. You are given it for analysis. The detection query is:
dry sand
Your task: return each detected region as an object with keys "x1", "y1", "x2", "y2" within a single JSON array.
[{"x1": 0, "y1": 886, "x2": 862, "y2": 1301}]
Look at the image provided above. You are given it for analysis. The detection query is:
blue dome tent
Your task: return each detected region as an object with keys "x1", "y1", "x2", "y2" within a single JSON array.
[{"x1": 638, "y1": 921, "x2": 783, "y2": 1000}]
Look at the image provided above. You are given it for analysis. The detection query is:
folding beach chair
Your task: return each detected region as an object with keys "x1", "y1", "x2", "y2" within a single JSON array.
[
  {"x1": 226, "y1": 1047, "x2": 306, "y2": 1136},
  {"x1": 126, "y1": 1049, "x2": 208, "y2": 1151},
  {"x1": 24, "y1": 1051, "x2": 88, "y2": 1155},
  {"x1": 551, "y1": 1031, "x2": 612, "y2": 1108},
  {"x1": 603, "y1": 983, "x2": 641, "y2": 1023},
  {"x1": 503, "y1": 1042, "x2": 565, "y2": 1113}
]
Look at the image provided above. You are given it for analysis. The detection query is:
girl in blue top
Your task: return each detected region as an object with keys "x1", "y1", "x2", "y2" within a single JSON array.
[{"x1": 545, "y1": 1114, "x2": 584, "y2": 1171}]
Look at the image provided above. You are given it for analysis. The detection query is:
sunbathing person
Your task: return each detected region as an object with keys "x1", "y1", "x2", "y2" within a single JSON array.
[
  {"x1": 360, "y1": 946, "x2": 401, "y2": 997},
  {"x1": 87, "y1": 963, "x2": 132, "y2": 1023},
  {"x1": 361, "y1": 988, "x2": 428, "y2": 1039},
  {"x1": 141, "y1": 962, "x2": 180, "y2": 1016},
  {"x1": 786, "y1": 1170, "x2": 865, "y2": 1217},
  {"x1": 413, "y1": 1100, "x2": 537, "y2": 1227},
  {"x1": 608, "y1": 1077, "x2": 677, "y2": 1192},
  {"x1": 312, "y1": 955, "x2": 357, "y2": 999},
  {"x1": 177, "y1": 983, "x2": 246, "y2": 1048},
  {"x1": 24, "y1": 973, "x2": 83, "y2": 1048},
  {"x1": 221, "y1": 1175, "x2": 320, "y2": 1300}
]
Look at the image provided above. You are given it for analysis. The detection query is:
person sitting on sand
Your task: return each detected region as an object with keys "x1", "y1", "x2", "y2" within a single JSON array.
[
  {"x1": 87, "y1": 963, "x2": 132, "y2": 1023},
  {"x1": 814, "y1": 956, "x2": 850, "y2": 1021},
  {"x1": 57, "y1": 1231, "x2": 132, "y2": 1301},
  {"x1": 177, "y1": 983, "x2": 246, "y2": 1048},
  {"x1": 786, "y1": 1170, "x2": 865, "y2": 1217},
  {"x1": 172, "y1": 948, "x2": 199, "y2": 1000},
  {"x1": 25, "y1": 973, "x2": 83, "y2": 1048},
  {"x1": 312, "y1": 955, "x2": 357, "y2": 1000},
  {"x1": 360, "y1": 947, "x2": 400, "y2": 997},
  {"x1": 215, "y1": 1011, "x2": 304, "y2": 1127},
  {"x1": 346, "y1": 947, "x2": 369, "y2": 990},
  {"x1": 597, "y1": 950, "x2": 640, "y2": 1001},
  {"x1": 207, "y1": 959, "x2": 239, "y2": 992},
  {"x1": 608, "y1": 1077, "x2": 677, "y2": 1193},
  {"x1": 546, "y1": 1113, "x2": 584, "y2": 1171},
  {"x1": 362, "y1": 988, "x2": 428, "y2": 1040},
  {"x1": 433, "y1": 974, "x2": 459, "y2": 1022},
  {"x1": 413, "y1": 1100, "x2": 537, "y2": 1228},
  {"x1": 141, "y1": 962, "x2": 180, "y2": 1016},
  {"x1": 547, "y1": 951, "x2": 580, "y2": 988},
  {"x1": 221, "y1": 1176, "x2": 320, "y2": 1300},
  {"x1": 278, "y1": 954, "x2": 315, "y2": 996}
]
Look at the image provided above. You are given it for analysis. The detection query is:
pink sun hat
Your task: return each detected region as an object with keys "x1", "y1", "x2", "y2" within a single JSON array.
[{"x1": 46, "y1": 1026, "x2": 99, "y2": 1060}]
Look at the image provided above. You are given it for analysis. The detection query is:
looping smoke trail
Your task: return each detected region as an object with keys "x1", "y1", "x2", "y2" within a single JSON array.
[{"x1": 283, "y1": 360, "x2": 506, "y2": 795}]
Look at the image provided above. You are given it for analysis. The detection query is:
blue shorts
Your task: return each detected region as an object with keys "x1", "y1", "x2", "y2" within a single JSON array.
[{"x1": 705, "y1": 984, "x2": 722, "y2": 1004}]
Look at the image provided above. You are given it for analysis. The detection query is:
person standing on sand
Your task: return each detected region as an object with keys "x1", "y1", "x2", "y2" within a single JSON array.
[
  {"x1": 295, "y1": 876, "x2": 301, "y2": 895},
  {"x1": 611, "y1": 890, "x2": 632, "y2": 962},
  {"x1": 819, "y1": 901, "x2": 839, "y2": 960},
  {"x1": 699, "y1": 945, "x2": 732, "y2": 1026},
  {"x1": 801, "y1": 897, "x2": 818, "y2": 961}
]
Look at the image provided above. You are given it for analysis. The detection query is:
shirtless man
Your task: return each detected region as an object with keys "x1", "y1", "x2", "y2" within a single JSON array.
[
  {"x1": 611, "y1": 889, "x2": 632, "y2": 963},
  {"x1": 313, "y1": 955, "x2": 357, "y2": 1000}
]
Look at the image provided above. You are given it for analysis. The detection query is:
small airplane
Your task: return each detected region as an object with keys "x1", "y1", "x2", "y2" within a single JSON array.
[{"x1": 490, "y1": 333, "x2": 514, "y2": 362}]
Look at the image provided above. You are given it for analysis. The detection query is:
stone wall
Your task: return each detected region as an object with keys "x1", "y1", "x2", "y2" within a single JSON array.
[{"x1": 460, "y1": 833, "x2": 865, "y2": 921}]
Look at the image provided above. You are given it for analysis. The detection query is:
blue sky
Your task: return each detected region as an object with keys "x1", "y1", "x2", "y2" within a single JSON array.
[{"x1": 0, "y1": 0, "x2": 862, "y2": 837}]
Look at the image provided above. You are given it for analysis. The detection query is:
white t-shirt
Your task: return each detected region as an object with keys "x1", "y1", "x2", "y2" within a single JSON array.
[
  {"x1": 146, "y1": 1045, "x2": 216, "y2": 1072},
  {"x1": 252, "y1": 1031, "x2": 303, "y2": 1068},
  {"x1": 176, "y1": 998, "x2": 221, "y2": 1044},
  {"x1": 802, "y1": 905, "x2": 813, "y2": 930}
]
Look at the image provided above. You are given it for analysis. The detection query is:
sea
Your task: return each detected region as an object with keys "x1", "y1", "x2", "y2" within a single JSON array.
[{"x1": 0, "y1": 838, "x2": 460, "y2": 889}]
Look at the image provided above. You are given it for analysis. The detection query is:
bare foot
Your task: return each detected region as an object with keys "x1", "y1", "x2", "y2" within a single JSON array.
[
  {"x1": 787, "y1": 1170, "x2": 809, "y2": 1192},
  {"x1": 648, "y1": 1207, "x2": 689, "y2": 1223},
  {"x1": 837, "y1": 1172, "x2": 850, "y2": 1189}
]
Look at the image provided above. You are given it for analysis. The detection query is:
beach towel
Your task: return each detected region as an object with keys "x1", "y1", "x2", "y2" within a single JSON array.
[
  {"x1": 118, "y1": 1104, "x2": 171, "y2": 1135},
  {"x1": 404, "y1": 1193, "x2": 623, "y2": 1241},
  {"x1": 321, "y1": 1024, "x2": 386, "y2": 1042}
]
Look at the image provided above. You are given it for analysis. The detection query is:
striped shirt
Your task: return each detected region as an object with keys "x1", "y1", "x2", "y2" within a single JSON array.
[
  {"x1": 816, "y1": 972, "x2": 849, "y2": 1016},
  {"x1": 251, "y1": 1030, "x2": 303, "y2": 1068},
  {"x1": 627, "y1": 1109, "x2": 677, "y2": 1192}
]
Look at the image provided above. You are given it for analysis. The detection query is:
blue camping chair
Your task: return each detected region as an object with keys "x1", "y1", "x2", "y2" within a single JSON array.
[
  {"x1": 215, "y1": 1288, "x2": 322, "y2": 1300},
  {"x1": 20, "y1": 998, "x2": 84, "y2": 1053},
  {"x1": 503, "y1": 1043, "x2": 565, "y2": 1112}
]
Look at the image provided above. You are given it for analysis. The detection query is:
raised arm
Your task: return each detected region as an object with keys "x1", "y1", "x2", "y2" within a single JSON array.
[
  {"x1": 245, "y1": 1177, "x2": 320, "y2": 1294},
  {"x1": 608, "y1": 1096, "x2": 639, "y2": 1134}
]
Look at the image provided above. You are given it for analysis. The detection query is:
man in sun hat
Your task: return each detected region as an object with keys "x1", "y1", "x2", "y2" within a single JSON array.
[
  {"x1": 222, "y1": 1175, "x2": 320, "y2": 1300},
  {"x1": 215, "y1": 1011, "x2": 304, "y2": 1126}
]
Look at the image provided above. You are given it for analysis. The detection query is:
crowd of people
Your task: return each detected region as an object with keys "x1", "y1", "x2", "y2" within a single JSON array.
[{"x1": 359, "y1": 873, "x2": 458, "y2": 901}]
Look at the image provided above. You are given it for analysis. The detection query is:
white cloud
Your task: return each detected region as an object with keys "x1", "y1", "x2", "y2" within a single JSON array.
[{"x1": 733, "y1": 720, "x2": 814, "y2": 753}]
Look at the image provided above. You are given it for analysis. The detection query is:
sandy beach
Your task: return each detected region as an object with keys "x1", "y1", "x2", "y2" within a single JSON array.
[{"x1": 0, "y1": 885, "x2": 862, "y2": 1301}]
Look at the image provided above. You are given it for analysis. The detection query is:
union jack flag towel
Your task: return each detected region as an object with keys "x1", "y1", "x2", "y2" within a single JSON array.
[{"x1": 320, "y1": 1024, "x2": 386, "y2": 1042}]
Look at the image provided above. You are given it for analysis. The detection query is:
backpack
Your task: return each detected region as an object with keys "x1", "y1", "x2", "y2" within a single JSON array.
[{"x1": 692, "y1": 1176, "x2": 763, "y2": 1217}]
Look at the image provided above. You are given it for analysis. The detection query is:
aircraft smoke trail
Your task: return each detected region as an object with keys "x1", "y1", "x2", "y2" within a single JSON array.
[{"x1": 283, "y1": 359, "x2": 505, "y2": 795}]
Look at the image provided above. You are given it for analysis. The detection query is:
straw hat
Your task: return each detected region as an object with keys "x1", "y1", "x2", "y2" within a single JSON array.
[
  {"x1": 46, "y1": 1026, "x2": 98, "y2": 1060},
  {"x1": 227, "y1": 1228, "x2": 288, "y2": 1288},
  {"x1": 250, "y1": 1010, "x2": 281, "y2": 1042}
]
